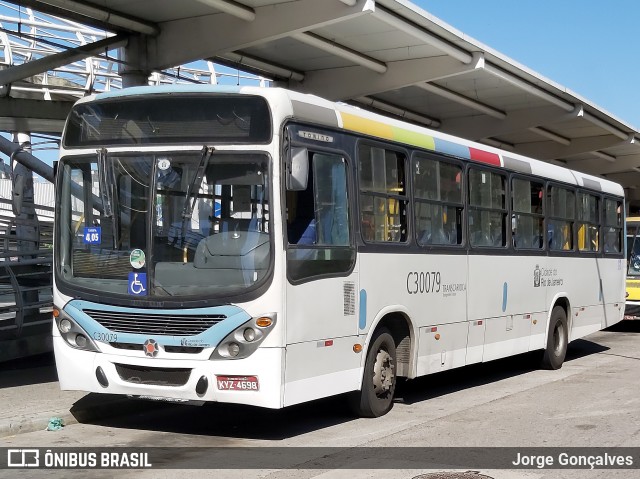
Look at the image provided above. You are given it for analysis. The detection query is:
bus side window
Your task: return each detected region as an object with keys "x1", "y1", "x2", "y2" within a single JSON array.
[
  {"x1": 512, "y1": 178, "x2": 544, "y2": 250},
  {"x1": 604, "y1": 198, "x2": 622, "y2": 254},
  {"x1": 548, "y1": 185, "x2": 575, "y2": 251},
  {"x1": 358, "y1": 144, "x2": 408, "y2": 243},
  {"x1": 468, "y1": 168, "x2": 507, "y2": 248},
  {"x1": 286, "y1": 152, "x2": 355, "y2": 283},
  {"x1": 577, "y1": 192, "x2": 600, "y2": 252},
  {"x1": 413, "y1": 156, "x2": 463, "y2": 246}
]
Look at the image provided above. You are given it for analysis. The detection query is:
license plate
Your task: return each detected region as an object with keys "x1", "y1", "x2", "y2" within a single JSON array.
[{"x1": 216, "y1": 375, "x2": 259, "y2": 391}]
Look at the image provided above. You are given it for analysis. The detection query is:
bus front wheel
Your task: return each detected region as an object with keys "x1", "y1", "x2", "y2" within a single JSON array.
[
  {"x1": 541, "y1": 306, "x2": 568, "y2": 370},
  {"x1": 350, "y1": 328, "x2": 397, "y2": 418}
]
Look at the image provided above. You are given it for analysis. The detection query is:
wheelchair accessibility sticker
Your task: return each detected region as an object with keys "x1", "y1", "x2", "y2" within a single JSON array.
[{"x1": 128, "y1": 272, "x2": 147, "y2": 296}]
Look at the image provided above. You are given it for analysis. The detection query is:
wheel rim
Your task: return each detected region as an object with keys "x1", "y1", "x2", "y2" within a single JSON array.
[{"x1": 372, "y1": 347, "x2": 394, "y2": 399}]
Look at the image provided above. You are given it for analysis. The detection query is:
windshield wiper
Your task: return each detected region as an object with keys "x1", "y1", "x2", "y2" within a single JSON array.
[
  {"x1": 178, "y1": 146, "x2": 214, "y2": 253},
  {"x1": 96, "y1": 147, "x2": 119, "y2": 248},
  {"x1": 97, "y1": 148, "x2": 113, "y2": 217},
  {"x1": 182, "y1": 146, "x2": 214, "y2": 219}
]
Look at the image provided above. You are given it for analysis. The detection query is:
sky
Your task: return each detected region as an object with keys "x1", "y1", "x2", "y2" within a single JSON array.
[{"x1": 416, "y1": 0, "x2": 640, "y2": 128}]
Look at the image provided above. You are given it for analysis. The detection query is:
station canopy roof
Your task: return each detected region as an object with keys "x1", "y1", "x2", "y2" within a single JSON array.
[{"x1": 12, "y1": 0, "x2": 640, "y2": 205}]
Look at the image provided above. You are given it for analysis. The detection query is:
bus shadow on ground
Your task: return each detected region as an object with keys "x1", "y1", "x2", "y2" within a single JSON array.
[
  {"x1": 602, "y1": 320, "x2": 640, "y2": 334},
  {"x1": 82, "y1": 393, "x2": 355, "y2": 441},
  {"x1": 395, "y1": 339, "x2": 608, "y2": 407},
  {"x1": 0, "y1": 352, "x2": 58, "y2": 389},
  {"x1": 80, "y1": 339, "x2": 608, "y2": 440}
]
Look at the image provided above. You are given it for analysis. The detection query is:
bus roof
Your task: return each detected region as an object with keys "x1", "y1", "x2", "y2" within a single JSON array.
[{"x1": 75, "y1": 85, "x2": 624, "y2": 197}]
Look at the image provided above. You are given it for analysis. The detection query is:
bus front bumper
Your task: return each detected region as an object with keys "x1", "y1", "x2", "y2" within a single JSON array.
[{"x1": 53, "y1": 336, "x2": 284, "y2": 409}]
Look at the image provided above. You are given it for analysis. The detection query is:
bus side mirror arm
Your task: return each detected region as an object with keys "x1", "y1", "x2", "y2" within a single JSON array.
[{"x1": 286, "y1": 147, "x2": 309, "y2": 191}]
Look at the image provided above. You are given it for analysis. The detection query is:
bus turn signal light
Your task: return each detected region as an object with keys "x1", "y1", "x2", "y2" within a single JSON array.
[
  {"x1": 255, "y1": 317, "x2": 272, "y2": 328},
  {"x1": 353, "y1": 344, "x2": 362, "y2": 353},
  {"x1": 53, "y1": 308, "x2": 60, "y2": 318}
]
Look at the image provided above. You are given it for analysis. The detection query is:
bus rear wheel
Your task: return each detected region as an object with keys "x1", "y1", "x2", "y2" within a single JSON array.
[
  {"x1": 350, "y1": 328, "x2": 397, "y2": 418},
  {"x1": 541, "y1": 305, "x2": 568, "y2": 370}
]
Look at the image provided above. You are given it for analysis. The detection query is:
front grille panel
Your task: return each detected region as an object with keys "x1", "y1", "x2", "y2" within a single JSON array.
[
  {"x1": 109, "y1": 342, "x2": 204, "y2": 354},
  {"x1": 84, "y1": 309, "x2": 226, "y2": 336},
  {"x1": 114, "y1": 363, "x2": 191, "y2": 386}
]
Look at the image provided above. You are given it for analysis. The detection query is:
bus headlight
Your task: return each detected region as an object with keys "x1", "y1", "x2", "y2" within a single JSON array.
[
  {"x1": 55, "y1": 311, "x2": 100, "y2": 353},
  {"x1": 243, "y1": 328, "x2": 256, "y2": 342},
  {"x1": 59, "y1": 318, "x2": 72, "y2": 333},
  {"x1": 210, "y1": 313, "x2": 276, "y2": 360}
]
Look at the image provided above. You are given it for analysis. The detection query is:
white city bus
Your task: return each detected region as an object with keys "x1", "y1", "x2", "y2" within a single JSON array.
[{"x1": 53, "y1": 85, "x2": 625, "y2": 417}]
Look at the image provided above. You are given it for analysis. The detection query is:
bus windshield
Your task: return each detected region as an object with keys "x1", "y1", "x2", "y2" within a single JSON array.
[
  {"x1": 627, "y1": 219, "x2": 640, "y2": 277},
  {"x1": 56, "y1": 151, "x2": 271, "y2": 300}
]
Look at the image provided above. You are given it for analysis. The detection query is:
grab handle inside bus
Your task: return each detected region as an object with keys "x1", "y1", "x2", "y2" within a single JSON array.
[{"x1": 286, "y1": 146, "x2": 309, "y2": 191}]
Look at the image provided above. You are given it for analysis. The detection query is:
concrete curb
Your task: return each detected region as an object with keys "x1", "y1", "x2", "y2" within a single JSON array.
[{"x1": 0, "y1": 394, "x2": 172, "y2": 438}]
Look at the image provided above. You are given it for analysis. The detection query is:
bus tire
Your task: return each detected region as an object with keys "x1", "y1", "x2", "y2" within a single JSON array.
[
  {"x1": 350, "y1": 328, "x2": 397, "y2": 418},
  {"x1": 541, "y1": 306, "x2": 568, "y2": 370}
]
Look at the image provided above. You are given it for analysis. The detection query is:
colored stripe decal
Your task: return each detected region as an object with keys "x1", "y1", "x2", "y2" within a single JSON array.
[
  {"x1": 339, "y1": 111, "x2": 505, "y2": 164},
  {"x1": 340, "y1": 112, "x2": 435, "y2": 150},
  {"x1": 359, "y1": 289, "x2": 367, "y2": 330},
  {"x1": 433, "y1": 138, "x2": 471, "y2": 159},
  {"x1": 341, "y1": 112, "x2": 394, "y2": 140},
  {"x1": 503, "y1": 156, "x2": 532, "y2": 174},
  {"x1": 391, "y1": 127, "x2": 435, "y2": 150},
  {"x1": 469, "y1": 147, "x2": 501, "y2": 166}
]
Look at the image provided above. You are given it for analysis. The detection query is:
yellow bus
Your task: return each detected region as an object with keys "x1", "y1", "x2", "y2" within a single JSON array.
[{"x1": 625, "y1": 216, "x2": 640, "y2": 319}]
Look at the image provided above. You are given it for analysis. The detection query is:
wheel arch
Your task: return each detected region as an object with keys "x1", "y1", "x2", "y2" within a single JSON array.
[
  {"x1": 548, "y1": 294, "x2": 571, "y2": 340},
  {"x1": 361, "y1": 306, "x2": 417, "y2": 379}
]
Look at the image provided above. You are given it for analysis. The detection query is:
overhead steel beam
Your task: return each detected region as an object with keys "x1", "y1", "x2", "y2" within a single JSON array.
[
  {"x1": 483, "y1": 63, "x2": 631, "y2": 140},
  {"x1": 602, "y1": 172, "x2": 640, "y2": 190},
  {"x1": 292, "y1": 32, "x2": 387, "y2": 73},
  {"x1": 16, "y1": 0, "x2": 159, "y2": 35},
  {"x1": 566, "y1": 153, "x2": 640, "y2": 176},
  {"x1": 516, "y1": 135, "x2": 628, "y2": 162},
  {"x1": 151, "y1": 0, "x2": 374, "y2": 70},
  {"x1": 213, "y1": 52, "x2": 305, "y2": 82},
  {"x1": 354, "y1": 96, "x2": 440, "y2": 127},
  {"x1": 581, "y1": 111, "x2": 631, "y2": 141},
  {"x1": 529, "y1": 127, "x2": 571, "y2": 146},
  {"x1": 415, "y1": 82, "x2": 506, "y2": 120},
  {"x1": 483, "y1": 62, "x2": 574, "y2": 112},
  {"x1": 372, "y1": 6, "x2": 473, "y2": 64},
  {"x1": 479, "y1": 138, "x2": 515, "y2": 151},
  {"x1": 0, "y1": 97, "x2": 72, "y2": 134},
  {"x1": 196, "y1": 0, "x2": 256, "y2": 21},
  {"x1": 0, "y1": 34, "x2": 128, "y2": 86},
  {"x1": 591, "y1": 150, "x2": 617, "y2": 163},
  {"x1": 0, "y1": 135, "x2": 54, "y2": 183},
  {"x1": 296, "y1": 55, "x2": 480, "y2": 101},
  {"x1": 442, "y1": 105, "x2": 579, "y2": 140}
]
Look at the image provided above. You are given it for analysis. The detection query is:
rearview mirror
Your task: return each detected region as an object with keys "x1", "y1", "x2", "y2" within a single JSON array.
[{"x1": 286, "y1": 147, "x2": 309, "y2": 191}]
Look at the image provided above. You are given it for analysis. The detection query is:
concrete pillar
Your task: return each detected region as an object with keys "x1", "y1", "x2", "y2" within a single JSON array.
[
  {"x1": 11, "y1": 132, "x2": 40, "y2": 255},
  {"x1": 118, "y1": 35, "x2": 151, "y2": 88}
]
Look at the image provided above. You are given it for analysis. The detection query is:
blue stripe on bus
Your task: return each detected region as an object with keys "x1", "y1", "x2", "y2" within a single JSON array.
[
  {"x1": 433, "y1": 138, "x2": 471, "y2": 159},
  {"x1": 502, "y1": 282, "x2": 508, "y2": 312},
  {"x1": 64, "y1": 300, "x2": 251, "y2": 348},
  {"x1": 359, "y1": 289, "x2": 367, "y2": 330}
]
